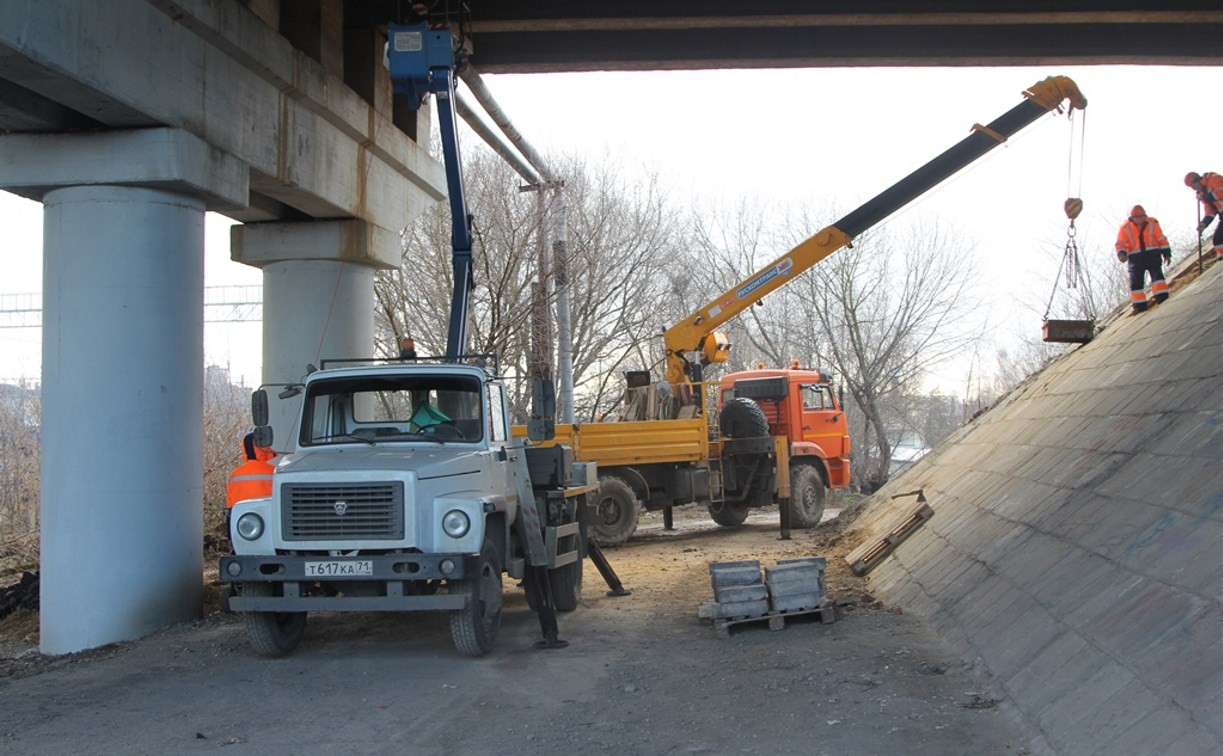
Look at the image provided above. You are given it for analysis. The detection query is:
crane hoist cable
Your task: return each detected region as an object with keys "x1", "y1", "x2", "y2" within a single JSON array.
[{"x1": 1043, "y1": 106, "x2": 1091, "y2": 323}]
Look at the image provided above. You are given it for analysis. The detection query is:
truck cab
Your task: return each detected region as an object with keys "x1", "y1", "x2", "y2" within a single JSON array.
[
  {"x1": 718, "y1": 367, "x2": 851, "y2": 490},
  {"x1": 221, "y1": 359, "x2": 591, "y2": 658},
  {"x1": 707, "y1": 367, "x2": 851, "y2": 530}
]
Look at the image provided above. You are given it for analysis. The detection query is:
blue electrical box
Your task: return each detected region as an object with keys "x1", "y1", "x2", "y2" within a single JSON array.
[{"x1": 386, "y1": 22, "x2": 455, "y2": 109}]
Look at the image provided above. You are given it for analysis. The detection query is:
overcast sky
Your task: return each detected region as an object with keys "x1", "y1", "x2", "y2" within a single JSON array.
[{"x1": 1, "y1": 64, "x2": 1218, "y2": 389}]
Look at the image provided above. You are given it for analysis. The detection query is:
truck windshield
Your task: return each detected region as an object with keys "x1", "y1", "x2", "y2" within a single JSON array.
[{"x1": 300, "y1": 373, "x2": 484, "y2": 446}]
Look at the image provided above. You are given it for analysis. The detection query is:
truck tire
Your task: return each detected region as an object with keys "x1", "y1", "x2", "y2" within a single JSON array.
[
  {"x1": 707, "y1": 500, "x2": 750, "y2": 527},
  {"x1": 719, "y1": 397, "x2": 769, "y2": 438},
  {"x1": 449, "y1": 538, "x2": 503, "y2": 657},
  {"x1": 789, "y1": 463, "x2": 827, "y2": 528},
  {"x1": 589, "y1": 476, "x2": 639, "y2": 547},
  {"x1": 524, "y1": 556, "x2": 583, "y2": 613},
  {"x1": 241, "y1": 582, "x2": 307, "y2": 657}
]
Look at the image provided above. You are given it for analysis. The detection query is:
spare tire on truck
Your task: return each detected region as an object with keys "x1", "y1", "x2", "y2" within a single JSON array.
[
  {"x1": 716, "y1": 397, "x2": 774, "y2": 515},
  {"x1": 719, "y1": 397, "x2": 768, "y2": 438}
]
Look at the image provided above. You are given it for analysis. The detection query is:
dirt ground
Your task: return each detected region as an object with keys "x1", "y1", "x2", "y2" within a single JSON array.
[{"x1": 0, "y1": 502, "x2": 1038, "y2": 755}]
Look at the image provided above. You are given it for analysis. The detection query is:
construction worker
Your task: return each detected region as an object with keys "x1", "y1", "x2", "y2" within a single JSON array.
[
  {"x1": 1115, "y1": 205, "x2": 1172, "y2": 314},
  {"x1": 1184, "y1": 171, "x2": 1223, "y2": 260},
  {"x1": 226, "y1": 432, "x2": 275, "y2": 509},
  {"x1": 399, "y1": 336, "x2": 417, "y2": 360}
]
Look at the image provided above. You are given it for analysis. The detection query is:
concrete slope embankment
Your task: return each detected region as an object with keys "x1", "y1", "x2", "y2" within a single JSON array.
[{"x1": 855, "y1": 264, "x2": 1222, "y2": 755}]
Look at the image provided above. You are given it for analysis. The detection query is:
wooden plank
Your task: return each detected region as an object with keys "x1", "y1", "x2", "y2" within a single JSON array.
[
  {"x1": 846, "y1": 502, "x2": 935, "y2": 576},
  {"x1": 708, "y1": 602, "x2": 836, "y2": 638}
]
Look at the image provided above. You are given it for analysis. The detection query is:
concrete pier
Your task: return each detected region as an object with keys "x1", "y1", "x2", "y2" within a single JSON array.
[{"x1": 39, "y1": 185, "x2": 206, "y2": 654}]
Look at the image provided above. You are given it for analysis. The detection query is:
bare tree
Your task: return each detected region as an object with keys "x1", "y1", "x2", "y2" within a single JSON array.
[
  {"x1": 203, "y1": 365, "x2": 252, "y2": 552},
  {"x1": 796, "y1": 221, "x2": 981, "y2": 489},
  {"x1": 560, "y1": 157, "x2": 686, "y2": 418},
  {"x1": 375, "y1": 144, "x2": 688, "y2": 422},
  {"x1": 0, "y1": 381, "x2": 39, "y2": 564}
]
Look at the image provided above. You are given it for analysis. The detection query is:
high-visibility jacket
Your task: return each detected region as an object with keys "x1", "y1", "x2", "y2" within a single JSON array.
[
  {"x1": 1196, "y1": 172, "x2": 1223, "y2": 217},
  {"x1": 1115, "y1": 217, "x2": 1171, "y2": 259},
  {"x1": 226, "y1": 446, "x2": 275, "y2": 508}
]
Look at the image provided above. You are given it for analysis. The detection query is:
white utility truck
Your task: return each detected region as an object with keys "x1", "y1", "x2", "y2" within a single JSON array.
[{"x1": 221, "y1": 356, "x2": 594, "y2": 657}]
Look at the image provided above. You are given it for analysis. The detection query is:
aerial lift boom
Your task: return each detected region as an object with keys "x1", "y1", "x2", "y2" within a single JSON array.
[
  {"x1": 663, "y1": 76, "x2": 1088, "y2": 387},
  {"x1": 387, "y1": 22, "x2": 475, "y2": 360}
]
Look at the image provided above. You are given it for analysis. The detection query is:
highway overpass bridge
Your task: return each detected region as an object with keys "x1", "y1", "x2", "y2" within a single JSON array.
[{"x1": 0, "y1": 4, "x2": 1219, "y2": 752}]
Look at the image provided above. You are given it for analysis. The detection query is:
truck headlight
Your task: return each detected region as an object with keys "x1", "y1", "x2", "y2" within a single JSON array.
[
  {"x1": 442, "y1": 509, "x2": 470, "y2": 538},
  {"x1": 236, "y1": 513, "x2": 265, "y2": 541}
]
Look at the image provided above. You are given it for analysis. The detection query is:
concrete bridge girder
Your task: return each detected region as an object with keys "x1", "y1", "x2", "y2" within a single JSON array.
[{"x1": 0, "y1": 0, "x2": 445, "y2": 227}]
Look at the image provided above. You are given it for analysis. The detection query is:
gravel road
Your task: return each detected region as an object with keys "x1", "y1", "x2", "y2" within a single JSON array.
[{"x1": 0, "y1": 507, "x2": 1037, "y2": 754}]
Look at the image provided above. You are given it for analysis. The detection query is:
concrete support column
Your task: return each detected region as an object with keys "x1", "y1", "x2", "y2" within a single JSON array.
[
  {"x1": 232, "y1": 220, "x2": 398, "y2": 450},
  {"x1": 0, "y1": 127, "x2": 247, "y2": 655},
  {"x1": 40, "y1": 186, "x2": 205, "y2": 654}
]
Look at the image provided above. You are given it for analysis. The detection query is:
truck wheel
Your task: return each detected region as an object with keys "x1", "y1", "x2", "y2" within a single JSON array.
[
  {"x1": 589, "y1": 476, "x2": 639, "y2": 547},
  {"x1": 524, "y1": 557, "x2": 583, "y2": 613},
  {"x1": 719, "y1": 397, "x2": 769, "y2": 438},
  {"x1": 241, "y1": 582, "x2": 307, "y2": 657},
  {"x1": 449, "y1": 538, "x2": 503, "y2": 657},
  {"x1": 789, "y1": 463, "x2": 827, "y2": 528}
]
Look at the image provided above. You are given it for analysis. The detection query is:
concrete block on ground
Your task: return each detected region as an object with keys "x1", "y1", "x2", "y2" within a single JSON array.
[
  {"x1": 767, "y1": 577, "x2": 825, "y2": 598},
  {"x1": 770, "y1": 592, "x2": 823, "y2": 613},
  {"x1": 764, "y1": 563, "x2": 823, "y2": 585},
  {"x1": 698, "y1": 598, "x2": 769, "y2": 620},
  {"x1": 709, "y1": 560, "x2": 761, "y2": 590},
  {"x1": 713, "y1": 583, "x2": 768, "y2": 604}
]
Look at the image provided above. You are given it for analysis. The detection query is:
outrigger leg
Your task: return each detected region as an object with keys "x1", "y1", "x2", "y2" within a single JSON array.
[
  {"x1": 528, "y1": 565, "x2": 569, "y2": 650},
  {"x1": 588, "y1": 541, "x2": 632, "y2": 597}
]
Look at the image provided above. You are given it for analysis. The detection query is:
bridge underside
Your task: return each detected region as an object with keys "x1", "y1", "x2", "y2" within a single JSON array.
[{"x1": 349, "y1": 1, "x2": 1223, "y2": 72}]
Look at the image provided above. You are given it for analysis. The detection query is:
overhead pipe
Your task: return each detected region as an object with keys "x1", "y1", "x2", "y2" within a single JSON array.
[
  {"x1": 454, "y1": 91, "x2": 541, "y2": 186},
  {"x1": 457, "y1": 65, "x2": 557, "y2": 182},
  {"x1": 457, "y1": 63, "x2": 575, "y2": 422}
]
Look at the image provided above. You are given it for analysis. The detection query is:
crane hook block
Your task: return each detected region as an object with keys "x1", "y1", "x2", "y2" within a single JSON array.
[{"x1": 1064, "y1": 198, "x2": 1083, "y2": 220}]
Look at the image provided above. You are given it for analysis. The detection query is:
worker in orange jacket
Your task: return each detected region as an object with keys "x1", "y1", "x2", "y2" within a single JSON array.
[
  {"x1": 226, "y1": 432, "x2": 275, "y2": 509},
  {"x1": 1185, "y1": 171, "x2": 1223, "y2": 260},
  {"x1": 1115, "y1": 205, "x2": 1171, "y2": 314}
]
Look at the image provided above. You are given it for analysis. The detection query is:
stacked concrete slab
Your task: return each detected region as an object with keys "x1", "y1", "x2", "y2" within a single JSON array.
[
  {"x1": 855, "y1": 264, "x2": 1222, "y2": 755},
  {"x1": 700, "y1": 557, "x2": 832, "y2": 636}
]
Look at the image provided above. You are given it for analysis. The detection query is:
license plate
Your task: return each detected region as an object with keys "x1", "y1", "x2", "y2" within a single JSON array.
[{"x1": 305, "y1": 560, "x2": 374, "y2": 577}]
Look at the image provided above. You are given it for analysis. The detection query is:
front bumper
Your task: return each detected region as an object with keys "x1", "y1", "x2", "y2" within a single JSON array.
[{"x1": 219, "y1": 552, "x2": 481, "y2": 613}]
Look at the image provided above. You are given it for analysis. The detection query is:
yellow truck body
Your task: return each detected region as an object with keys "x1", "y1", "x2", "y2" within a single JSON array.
[{"x1": 513, "y1": 417, "x2": 709, "y2": 467}]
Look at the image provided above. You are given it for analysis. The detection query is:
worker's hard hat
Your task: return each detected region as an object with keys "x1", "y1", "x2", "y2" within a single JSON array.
[
  {"x1": 1130, "y1": 205, "x2": 1146, "y2": 218},
  {"x1": 1185, "y1": 172, "x2": 1201, "y2": 187}
]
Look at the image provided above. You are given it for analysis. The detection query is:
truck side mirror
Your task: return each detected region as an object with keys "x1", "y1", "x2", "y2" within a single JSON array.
[
  {"x1": 527, "y1": 377, "x2": 556, "y2": 442},
  {"x1": 253, "y1": 424, "x2": 274, "y2": 448},
  {"x1": 252, "y1": 389, "x2": 269, "y2": 426}
]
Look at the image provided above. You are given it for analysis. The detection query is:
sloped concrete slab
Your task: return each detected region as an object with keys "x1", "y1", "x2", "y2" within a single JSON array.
[{"x1": 852, "y1": 263, "x2": 1223, "y2": 754}]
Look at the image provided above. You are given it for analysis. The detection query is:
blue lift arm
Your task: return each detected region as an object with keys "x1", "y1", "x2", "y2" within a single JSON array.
[{"x1": 387, "y1": 22, "x2": 474, "y2": 361}]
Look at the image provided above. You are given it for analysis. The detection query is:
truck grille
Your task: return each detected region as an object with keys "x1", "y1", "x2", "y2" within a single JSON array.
[{"x1": 281, "y1": 482, "x2": 405, "y2": 540}]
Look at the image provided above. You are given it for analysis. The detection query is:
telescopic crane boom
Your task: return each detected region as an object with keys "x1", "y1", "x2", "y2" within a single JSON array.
[{"x1": 663, "y1": 75, "x2": 1088, "y2": 388}]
